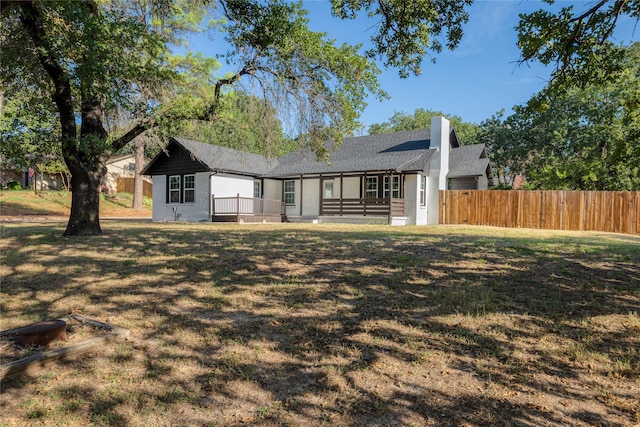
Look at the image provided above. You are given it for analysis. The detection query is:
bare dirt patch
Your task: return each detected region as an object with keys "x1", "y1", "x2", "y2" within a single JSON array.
[{"x1": 0, "y1": 223, "x2": 638, "y2": 426}]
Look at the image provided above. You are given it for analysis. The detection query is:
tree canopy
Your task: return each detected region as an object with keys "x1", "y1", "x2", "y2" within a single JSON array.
[
  {"x1": 177, "y1": 92, "x2": 296, "y2": 157},
  {"x1": 517, "y1": 0, "x2": 640, "y2": 95},
  {"x1": 480, "y1": 42, "x2": 640, "y2": 191},
  {"x1": 368, "y1": 108, "x2": 481, "y2": 145}
]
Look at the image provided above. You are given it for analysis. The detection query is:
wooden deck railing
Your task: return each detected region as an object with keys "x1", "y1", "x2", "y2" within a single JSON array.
[
  {"x1": 321, "y1": 198, "x2": 405, "y2": 216},
  {"x1": 212, "y1": 195, "x2": 284, "y2": 222}
]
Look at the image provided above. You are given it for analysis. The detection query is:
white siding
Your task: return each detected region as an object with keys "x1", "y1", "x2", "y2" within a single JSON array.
[
  {"x1": 151, "y1": 175, "x2": 167, "y2": 221},
  {"x1": 342, "y1": 177, "x2": 360, "y2": 198},
  {"x1": 302, "y1": 178, "x2": 320, "y2": 216},
  {"x1": 152, "y1": 172, "x2": 210, "y2": 222},
  {"x1": 263, "y1": 179, "x2": 282, "y2": 200},
  {"x1": 211, "y1": 174, "x2": 254, "y2": 198},
  {"x1": 405, "y1": 174, "x2": 422, "y2": 225}
]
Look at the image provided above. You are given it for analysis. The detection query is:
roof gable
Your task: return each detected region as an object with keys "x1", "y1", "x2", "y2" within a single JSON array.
[
  {"x1": 448, "y1": 144, "x2": 490, "y2": 178},
  {"x1": 142, "y1": 138, "x2": 276, "y2": 177},
  {"x1": 141, "y1": 140, "x2": 209, "y2": 176}
]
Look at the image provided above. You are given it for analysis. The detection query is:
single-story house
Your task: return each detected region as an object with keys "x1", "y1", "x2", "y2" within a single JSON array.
[
  {"x1": 0, "y1": 156, "x2": 66, "y2": 190},
  {"x1": 141, "y1": 116, "x2": 494, "y2": 225},
  {"x1": 101, "y1": 153, "x2": 152, "y2": 195}
]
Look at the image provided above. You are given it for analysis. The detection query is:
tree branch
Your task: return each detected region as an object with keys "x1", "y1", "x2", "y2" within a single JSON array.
[
  {"x1": 111, "y1": 120, "x2": 156, "y2": 152},
  {"x1": 568, "y1": 0, "x2": 609, "y2": 24},
  {"x1": 18, "y1": 2, "x2": 77, "y2": 158}
]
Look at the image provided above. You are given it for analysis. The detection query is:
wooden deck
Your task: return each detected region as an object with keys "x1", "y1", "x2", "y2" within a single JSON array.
[{"x1": 211, "y1": 195, "x2": 284, "y2": 223}]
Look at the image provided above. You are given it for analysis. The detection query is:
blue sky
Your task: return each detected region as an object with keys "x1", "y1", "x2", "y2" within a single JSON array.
[{"x1": 190, "y1": 1, "x2": 639, "y2": 130}]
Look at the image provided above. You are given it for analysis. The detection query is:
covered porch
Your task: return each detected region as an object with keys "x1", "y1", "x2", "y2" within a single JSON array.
[
  {"x1": 320, "y1": 197, "x2": 405, "y2": 217},
  {"x1": 211, "y1": 194, "x2": 406, "y2": 224},
  {"x1": 317, "y1": 197, "x2": 407, "y2": 225}
]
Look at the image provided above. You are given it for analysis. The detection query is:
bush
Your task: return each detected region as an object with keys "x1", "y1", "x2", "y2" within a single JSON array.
[
  {"x1": 492, "y1": 183, "x2": 513, "y2": 190},
  {"x1": 6, "y1": 181, "x2": 22, "y2": 190}
]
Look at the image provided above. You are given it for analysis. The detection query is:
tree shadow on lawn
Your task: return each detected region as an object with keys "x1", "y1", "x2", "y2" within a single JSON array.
[
  {"x1": 1, "y1": 224, "x2": 638, "y2": 425},
  {"x1": 0, "y1": 200, "x2": 67, "y2": 216}
]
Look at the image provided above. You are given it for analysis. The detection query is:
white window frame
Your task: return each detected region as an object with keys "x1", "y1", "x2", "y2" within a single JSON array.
[
  {"x1": 323, "y1": 179, "x2": 334, "y2": 199},
  {"x1": 169, "y1": 175, "x2": 181, "y2": 203},
  {"x1": 284, "y1": 180, "x2": 295, "y2": 205},
  {"x1": 365, "y1": 176, "x2": 378, "y2": 199},
  {"x1": 183, "y1": 174, "x2": 195, "y2": 203},
  {"x1": 420, "y1": 175, "x2": 427, "y2": 206},
  {"x1": 254, "y1": 180, "x2": 262, "y2": 198},
  {"x1": 384, "y1": 175, "x2": 401, "y2": 199}
]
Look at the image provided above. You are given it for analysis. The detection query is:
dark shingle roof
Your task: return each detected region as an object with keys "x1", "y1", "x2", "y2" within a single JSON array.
[
  {"x1": 173, "y1": 138, "x2": 276, "y2": 176},
  {"x1": 144, "y1": 129, "x2": 491, "y2": 179},
  {"x1": 268, "y1": 129, "x2": 435, "y2": 177},
  {"x1": 448, "y1": 144, "x2": 489, "y2": 178}
]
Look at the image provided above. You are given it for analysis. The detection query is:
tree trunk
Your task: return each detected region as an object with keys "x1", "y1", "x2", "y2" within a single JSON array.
[
  {"x1": 63, "y1": 97, "x2": 108, "y2": 236},
  {"x1": 64, "y1": 157, "x2": 106, "y2": 236},
  {"x1": 132, "y1": 139, "x2": 145, "y2": 210}
]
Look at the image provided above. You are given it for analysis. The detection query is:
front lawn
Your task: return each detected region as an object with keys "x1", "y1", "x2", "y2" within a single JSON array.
[
  {"x1": 1, "y1": 223, "x2": 638, "y2": 426},
  {"x1": 0, "y1": 190, "x2": 151, "y2": 217}
]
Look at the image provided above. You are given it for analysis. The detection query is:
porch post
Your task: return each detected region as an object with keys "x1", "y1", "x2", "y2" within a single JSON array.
[
  {"x1": 363, "y1": 171, "x2": 367, "y2": 216},
  {"x1": 340, "y1": 173, "x2": 344, "y2": 216},
  {"x1": 319, "y1": 174, "x2": 323, "y2": 216},
  {"x1": 211, "y1": 194, "x2": 215, "y2": 221},
  {"x1": 236, "y1": 193, "x2": 240, "y2": 223},
  {"x1": 299, "y1": 174, "x2": 303, "y2": 216},
  {"x1": 388, "y1": 171, "x2": 392, "y2": 224}
]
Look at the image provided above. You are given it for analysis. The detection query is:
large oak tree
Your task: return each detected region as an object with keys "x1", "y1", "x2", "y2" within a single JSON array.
[{"x1": 1, "y1": 1, "x2": 374, "y2": 234}]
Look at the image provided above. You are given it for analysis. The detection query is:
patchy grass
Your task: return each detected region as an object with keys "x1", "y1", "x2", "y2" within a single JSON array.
[
  {"x1": 1, "y1": 222, "x2": 639, "y2": 426},
  {"x1": 0, "y1": 190, "x2": 151, "y2": 217}
]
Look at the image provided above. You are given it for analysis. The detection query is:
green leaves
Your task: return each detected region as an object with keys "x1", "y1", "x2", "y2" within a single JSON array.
[
  {"x1": 368, "y1": 108, "x2": 481, "y2": 144},
  {"x1": 331, "y1": 0, "x2": 472, "y2": 78},
  {"x1": 219, "y1": 0, "x2": 385, "y2": 157},
  {"x1": 481, "y1": 43, "x2": 640, "y2": 191},
  {"x1": 517, "y1": 0, "x2": 637, "y2": 94}
]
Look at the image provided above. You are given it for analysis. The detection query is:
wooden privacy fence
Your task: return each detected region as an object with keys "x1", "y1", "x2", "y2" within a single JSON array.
[
  {"x1": 116, "y1": 178, "x2": 152, "y2": 198},
  {"x1": 439, "y1": 190, "x2": 640, "y2": 235}
]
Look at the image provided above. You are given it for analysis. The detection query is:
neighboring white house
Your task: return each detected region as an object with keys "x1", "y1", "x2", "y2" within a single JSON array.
[{"x1": 141, "y1": 117, "x2": 494, "y2": 225}]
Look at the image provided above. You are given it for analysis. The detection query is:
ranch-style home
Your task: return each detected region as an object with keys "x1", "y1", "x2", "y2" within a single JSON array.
[{"x1": 141, "y1": 116, "x2": 494, "y2": 225}]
